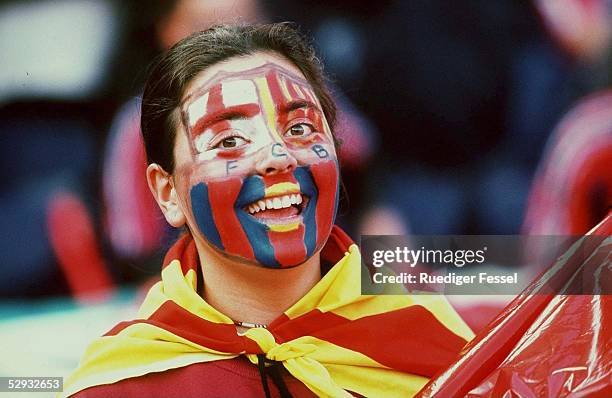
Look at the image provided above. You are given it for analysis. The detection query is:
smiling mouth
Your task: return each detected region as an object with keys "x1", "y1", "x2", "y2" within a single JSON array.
[{"x1": 243, "y1": 193, "x2": 309, "y2": 224}]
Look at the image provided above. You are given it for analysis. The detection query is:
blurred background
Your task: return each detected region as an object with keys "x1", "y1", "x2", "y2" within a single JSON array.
[{"x1": 0, "y1": 0, "x2": 610, "y2": 386}]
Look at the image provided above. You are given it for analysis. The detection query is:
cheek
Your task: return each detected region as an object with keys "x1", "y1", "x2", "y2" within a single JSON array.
[
  {"x1": 311, "y1": 159, "x2": 339, "y2": 227},
  {"x1": 182, "y1": 166, "x2": 259, "y2": 261},
  {"x1": 290, "y1": 140, "x2": 337, "y2": 165},
  {"x1": 173, "y1": 162, "x2": 247, "y2": 229},
  {"x1": 183, "y1": 157, "x2": 257, "y2": 184}
]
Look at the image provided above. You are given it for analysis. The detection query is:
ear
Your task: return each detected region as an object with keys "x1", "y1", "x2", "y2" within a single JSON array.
[{"x1": 146, "y1": 163, "x2": 186, "y2": 228}]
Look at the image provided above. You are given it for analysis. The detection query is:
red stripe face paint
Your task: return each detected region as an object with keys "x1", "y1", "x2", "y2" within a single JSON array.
[
  {"x1": 285, "y1": 80, "x2": 304, "y2": 100},
  {"x1": 310, "y1": 161, "x2": 339, "y2": 248},
  {"x1": 207, "y1": 178, "x2": 255, "y2": 260},
  {"x1": 268, "y1": 224, "x2": 307, "y2": 266},
  {"x1": 174, "y1": 59, "x2": 339, "y2": 268}
]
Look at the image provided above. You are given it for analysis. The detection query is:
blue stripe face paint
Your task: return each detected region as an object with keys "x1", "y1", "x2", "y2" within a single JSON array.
[
  {"x1": 235, "y1": 175, "x2": 279, "y2": 267},
  {"x1": 190, "y1": 183, "x2": 224, "y2": 250}
]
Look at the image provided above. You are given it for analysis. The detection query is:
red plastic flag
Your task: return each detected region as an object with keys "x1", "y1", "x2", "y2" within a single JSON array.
[{"x1": 416, "y1": 211, "x2": 611, "y2": 398}]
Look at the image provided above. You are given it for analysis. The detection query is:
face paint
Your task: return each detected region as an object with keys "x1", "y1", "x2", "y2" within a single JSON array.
[{"x1": 177, "y1": 63, "x2": 339, "y2": 268}]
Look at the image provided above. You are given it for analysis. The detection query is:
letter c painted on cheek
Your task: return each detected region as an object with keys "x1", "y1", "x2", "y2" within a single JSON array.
[{"x1": 271, "y1": 143, "x2": 288, "y2": 158}]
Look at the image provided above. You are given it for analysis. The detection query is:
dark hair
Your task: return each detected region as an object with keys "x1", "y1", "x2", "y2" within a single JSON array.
[{"x1": 141, "y1": 22, "x2": 337, "y2": 172}]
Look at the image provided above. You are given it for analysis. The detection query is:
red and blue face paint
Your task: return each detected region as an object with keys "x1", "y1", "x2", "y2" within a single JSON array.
[{"x1": 178, "y1": 63, "x2": 339, "y2": 268}]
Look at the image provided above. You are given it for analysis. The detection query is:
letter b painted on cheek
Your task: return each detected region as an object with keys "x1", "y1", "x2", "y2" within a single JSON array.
[{"x1": 311, "y1": 144, "x2": 329, "y2": 158}]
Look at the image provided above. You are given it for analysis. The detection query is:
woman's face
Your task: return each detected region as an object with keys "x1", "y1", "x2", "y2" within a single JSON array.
[{"x1": 171, "y1": 52, "x2": 339, "y2": 268}]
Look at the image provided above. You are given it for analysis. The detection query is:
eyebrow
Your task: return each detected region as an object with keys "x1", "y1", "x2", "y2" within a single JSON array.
[
  {"x1": 278, "y1": 99, "x2": 321, "y2": 114},
  {"x1": 189, "y1": 103, "x2": 260, "y2": 136}
]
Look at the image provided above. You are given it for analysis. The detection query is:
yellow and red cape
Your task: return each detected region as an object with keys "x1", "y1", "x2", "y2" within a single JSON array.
[{"x1": 63, "y1": 227, "x2": 473, "y2": 397}]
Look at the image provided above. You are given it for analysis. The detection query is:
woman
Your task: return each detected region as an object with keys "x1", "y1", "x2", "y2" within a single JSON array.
[{"x1": 63, "y1": 23, "x2": 473, "y2": 398}]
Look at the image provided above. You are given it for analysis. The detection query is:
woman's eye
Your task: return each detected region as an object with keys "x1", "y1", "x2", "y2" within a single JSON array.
[
  {"x1": 215, "y1": 136, "x2": 248, "y2": 149},
  {"x1": 286, "y1": 123, "x2": 314, "y2": 137}
]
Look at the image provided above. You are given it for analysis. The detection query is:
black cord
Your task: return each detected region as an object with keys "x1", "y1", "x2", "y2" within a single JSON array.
[
  {"x1": 266, "y1": 360, "x2": 293, "y2": 398},
  {"x1": 257, "y1": 355, "x2": 294, "y2": 398},
  {"x1": 257, "y1": 354, "x2": 272, "y2": 398}
]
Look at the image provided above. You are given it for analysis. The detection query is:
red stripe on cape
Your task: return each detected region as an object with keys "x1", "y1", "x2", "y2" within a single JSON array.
[{"x1": 269, "y1": 307, "x2": 467, "y2": 377}]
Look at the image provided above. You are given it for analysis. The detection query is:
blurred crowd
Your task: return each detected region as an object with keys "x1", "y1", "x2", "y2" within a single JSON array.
[{"x1": 1, "y1": 0, "x2": 610, "y2": 299}]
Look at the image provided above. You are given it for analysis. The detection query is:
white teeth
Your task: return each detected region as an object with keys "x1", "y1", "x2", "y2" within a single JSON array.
[{"x1": 246, "y1": 193, "x2": 304, "y2": 214}]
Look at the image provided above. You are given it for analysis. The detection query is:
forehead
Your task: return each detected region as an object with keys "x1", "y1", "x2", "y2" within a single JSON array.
[{"x1": 181, "y1": 52, "x2": 311, "y2": 105}]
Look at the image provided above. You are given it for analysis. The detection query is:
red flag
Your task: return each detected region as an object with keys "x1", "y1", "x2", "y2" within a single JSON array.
[{"x1": 416, "y1": 211, "x2": 611, "y2": 398}]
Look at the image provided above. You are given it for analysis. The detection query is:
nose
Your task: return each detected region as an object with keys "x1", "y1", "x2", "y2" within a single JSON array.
[{"x1": 256, "y1": 142, "x2": 298, "y2": 175}]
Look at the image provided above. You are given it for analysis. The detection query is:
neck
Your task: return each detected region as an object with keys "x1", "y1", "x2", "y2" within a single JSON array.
[{"x1": 193, "y1": 238, "x2": 321, "y2": 326}]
